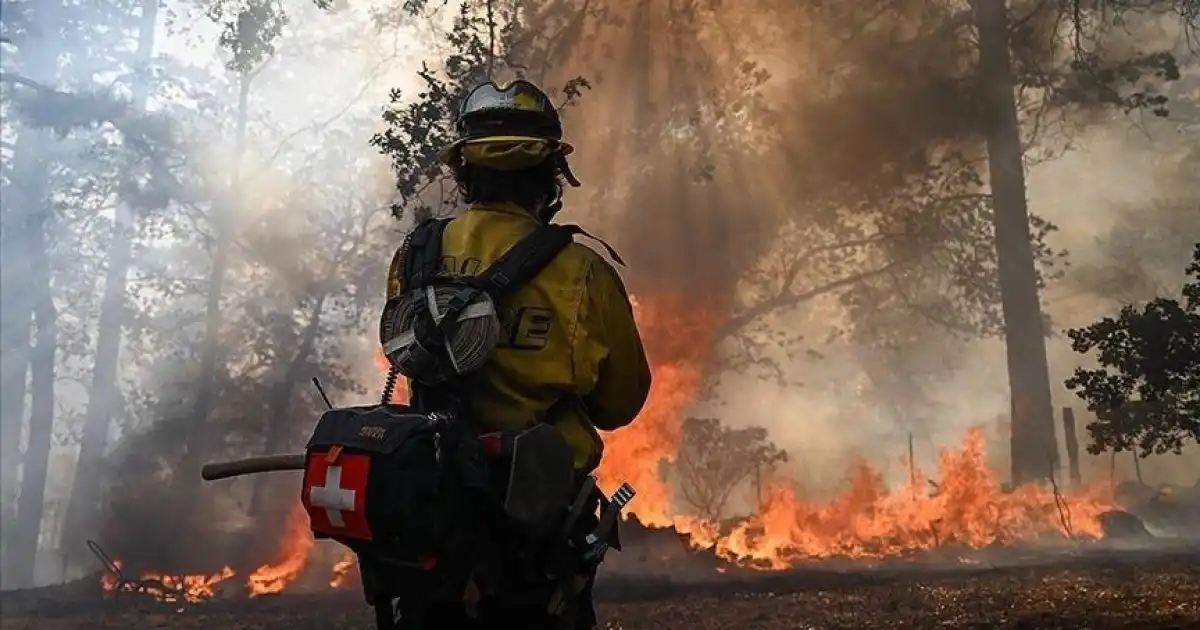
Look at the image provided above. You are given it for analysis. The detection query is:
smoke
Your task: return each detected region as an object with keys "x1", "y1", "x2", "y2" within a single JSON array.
[
  {"x1": 1036, "y1": 125, "x2": 1200, "y2": 487},
  {"x1": 525, "y1": 0, "x2": 1198, "y2": 490},
  {"x1": 2, "y1": 0, "x2": 1196, "y2": 587},
  {"x1": 550, "y1": 1, "x2": 991, "y2": 291},
  {"x1": 0, "y1": 0, "x2": 422, "y2": 582}
]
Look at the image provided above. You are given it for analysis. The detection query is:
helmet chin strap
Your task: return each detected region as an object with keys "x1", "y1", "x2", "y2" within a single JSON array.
[
  {"x1": 536, "y1": 154, "x2": 580, "y2": 223},
  {"x1": 538, "y1": 199, "x2": 563, "y2": 223},
  {"x1": 557, "y1": 153, "x2": 581, "y2": 188}
]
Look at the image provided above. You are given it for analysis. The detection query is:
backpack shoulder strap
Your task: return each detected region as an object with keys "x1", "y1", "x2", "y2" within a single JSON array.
[
  {"x1": 473, "y1": 224, "x2": 581, "y2": 298},
  {"x1": 569, "y1": 225, "x2": 625, "y2": 267},
  {"x1": 405, "y1": 217, "x2": 451, "y2": 289}
]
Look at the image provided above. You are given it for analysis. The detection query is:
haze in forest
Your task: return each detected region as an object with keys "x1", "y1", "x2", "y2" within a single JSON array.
[{"x1": 0, "y1": 0, "x2": 1196, "y2": 588}]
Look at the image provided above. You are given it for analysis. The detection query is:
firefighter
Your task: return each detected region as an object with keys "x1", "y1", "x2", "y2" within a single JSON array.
[{"x1": 383, "y1": 79, "x2": 653, "y2": 629}]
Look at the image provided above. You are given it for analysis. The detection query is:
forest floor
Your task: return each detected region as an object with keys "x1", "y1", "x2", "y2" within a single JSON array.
[{"x1": 3, "y1": 545, "x2": 1198, "y2": 630}]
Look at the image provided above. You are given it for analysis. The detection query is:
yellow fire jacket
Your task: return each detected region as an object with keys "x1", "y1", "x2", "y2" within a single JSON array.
[{"x1": 385, "y1": 202, "x2": 652, "y2": 471}]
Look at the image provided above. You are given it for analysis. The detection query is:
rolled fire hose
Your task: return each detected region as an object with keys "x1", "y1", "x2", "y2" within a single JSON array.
[{"x1": 382, "y1": 285, "x2": 501, "y2": 383}]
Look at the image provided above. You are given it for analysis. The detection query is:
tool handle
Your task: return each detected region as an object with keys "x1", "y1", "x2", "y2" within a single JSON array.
[
  {"x1": 594, "y1": 483, "x2": 635, "y2": 536},
  {"x1": 200, "y1": 454, "x2": 306, "y2": 481}
]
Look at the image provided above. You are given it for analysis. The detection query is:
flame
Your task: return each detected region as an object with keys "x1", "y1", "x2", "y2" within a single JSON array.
[
  {"x1": 713, "y1": 430, "x2": 1112, "y2": 568},
  {"x1": 103, "y1": 505, "x2": 359, "y2": 601},
  {"x1": 103, "y1": 294, "x2": 1116, "y2": 601},
  {"x1": 246, "y1": 502, "x2": 315, "y2": 596},
  {"x1": 594, "y1": 295, "x2": 720, "y2": 536},
  {"x1": 374, "y1": 348, "x2": 410, "y2": 404},
  {"x1": 593, "y1": 295, "x2": 1114, "y2": 565},
  {"x1": 101, "y1": 559, "x2": 235, "y2": 604},
  {"x1": 330, "y1": 552, "x2": 357, "y2": 588}
]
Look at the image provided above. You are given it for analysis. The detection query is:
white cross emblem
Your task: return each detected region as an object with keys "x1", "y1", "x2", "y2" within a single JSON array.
[{"x1": 309, "y1": 465, "x2": 356, "y2": 528}]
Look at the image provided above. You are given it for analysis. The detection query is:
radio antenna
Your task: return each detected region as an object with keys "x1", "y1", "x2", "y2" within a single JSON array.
[{"x1": 311, "y1": 377, "x2": 334, "y2": 410}]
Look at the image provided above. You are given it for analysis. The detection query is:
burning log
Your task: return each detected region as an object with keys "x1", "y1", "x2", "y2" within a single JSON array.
[
  {"x1": 89, "y1": 539, "x2": 233, "y2": 607},
  {"x1": 87, "y1": 506, "x2": 352, "y2": 605},
  {"x1": 90, "y1": 539, "x2": 181, "y2": 603}
]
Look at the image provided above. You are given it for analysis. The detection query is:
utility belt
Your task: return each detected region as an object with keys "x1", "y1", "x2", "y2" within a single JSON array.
[{"x1": 299, "y1": 404, "x2": 634, "y2": 622}]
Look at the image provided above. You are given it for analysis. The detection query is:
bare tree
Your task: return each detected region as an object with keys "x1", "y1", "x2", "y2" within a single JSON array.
[{"x1": 673, "y1": 417, "x2": 787, "y2": 521}]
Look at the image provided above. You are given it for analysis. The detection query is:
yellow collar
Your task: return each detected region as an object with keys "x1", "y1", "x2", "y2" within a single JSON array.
[{"x1": 467, "y1": 201, "x2": 539, "y2": 220}]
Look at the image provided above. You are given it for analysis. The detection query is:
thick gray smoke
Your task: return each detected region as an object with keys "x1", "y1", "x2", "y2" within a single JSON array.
[
  {"x1": 0, "y1": 0, "x2": 1195, "y2": 589},
  {"x1": 0, "y1": 0, "x2": 410, "y2": 585},
  {"x1": 523, "y1": 0, "x2": 1198, "y2": 487}
]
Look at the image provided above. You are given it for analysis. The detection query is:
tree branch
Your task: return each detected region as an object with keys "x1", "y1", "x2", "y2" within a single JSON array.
[
  {"x1": 0, "y1": 71, "x2": 60, "y2": 94},
  {"x1": 716, "y1": 256, "x2": 900, "y2": 342}
]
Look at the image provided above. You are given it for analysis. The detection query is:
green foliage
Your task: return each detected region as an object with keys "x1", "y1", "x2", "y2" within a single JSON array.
[
  {"x1": 206, "y1": 0, "x2": 288, "y2": 73},
  {"x1": 370, "y1": 2, "x2": 505, "y2": 221},
  {"x1": 1059, "y1": 50, "x2": 1182, "y2": 117},
  {"x1": 673, "y1": 417, "x2": 787, "y2": 520},
  {"x1": 201, "y1": 0, "x2": 338, "y2": 73},
  {"x1": 1052, "y1": 1, "x2": 1194, "y2": 118},
  {"x1": 370, "y1": 0, "x2": 590, "y2": 222},
  {"x1": 1065, "y1": 245, "x2": 1200, "y2": 456}
]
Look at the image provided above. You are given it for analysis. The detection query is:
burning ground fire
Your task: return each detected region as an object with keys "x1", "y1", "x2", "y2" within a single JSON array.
[
  {"x1": 101, "y1": 501, "x2": 358, "y2": 603},
  {"x1": 100, "y1": 561, "x2": 235, "y2": 604},
  {"x1": 101, "y1": 295, "x2": 1114, "y2": 602},
  {"x1": 597, "y1": 296, "x2": 1112, "y2": 567}
]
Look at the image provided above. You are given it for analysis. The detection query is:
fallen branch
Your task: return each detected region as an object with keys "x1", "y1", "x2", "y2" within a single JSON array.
[
  {"x1": 1048, "y1": 460, "x2": 1075, "y2": 539},
  {"x1": 87, "y1": 539, "x2": 188, "y2": 605}
]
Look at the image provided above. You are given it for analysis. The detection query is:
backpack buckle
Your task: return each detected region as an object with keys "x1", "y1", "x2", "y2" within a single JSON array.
[
  {"x1": 445, "y1": 287, "x2": 479, "y2": 315},
  {"x1": 489, "y1": 271, "x2": 511, "y2": 290}
]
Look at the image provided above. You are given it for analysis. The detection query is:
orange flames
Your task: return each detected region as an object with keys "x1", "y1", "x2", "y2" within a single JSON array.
[
  {"x1": 374, "y1": 349, "x2": 410, "y2": 404},
  {"x1": 103, "y1": 294, "x2": 1115, "y2": 601},
  {"x1": 246, "y1": 502, "x2": 316, "y2": 596},
  {"x1": 594, "y1": 295, "x2": 721, "y2": 539},
  {"x1": 714, "y1": 430, "x2": 1112, "y2": 568},
  {"x1": 101, "y1": 560, "x2": 235, "y2": 604},
  {"x1": 596, "y1": 295, "x2": 1113, "y2": 565},
  {"x1": 101, "y1": 503, "x2": 349, "y2": 603},
  {"x1": 330, "y1": 553, "x2": 357, "y2": 588}
]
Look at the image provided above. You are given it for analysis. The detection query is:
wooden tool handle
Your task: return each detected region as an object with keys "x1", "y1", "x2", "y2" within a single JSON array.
[{"x1": 200, "y1": 453, "x2": 306, "y2": 481}]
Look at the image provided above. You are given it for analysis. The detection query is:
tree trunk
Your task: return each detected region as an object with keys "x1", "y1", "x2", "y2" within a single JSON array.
[
  {"x1": 239, "y1": 297, "x2": 327, "y2": 565},
  {"x1": 972, "y1": 0, "x2": 1058, "y2": 486},
  {"x1": 0, "y1": 196, "x2": 33, "y2": 576},
  {"x1": 1061, "y1": 407, "x2": 1082, "y2": 488},
  {"x1": 8, "y1": 207, "x2": 59, "y2": 587},
  {"x1": 248, "y1": 296, "x2": 326, "y2": 517},
  {"x1": 1, "y1": 2, "x2": 62, "y2": 583},
  {"x1": 62, "y1": 0, "x2": 159, "y2": 567},
  {"x1": 173, "y1": 72, "x2": 252, "y2": 534}
]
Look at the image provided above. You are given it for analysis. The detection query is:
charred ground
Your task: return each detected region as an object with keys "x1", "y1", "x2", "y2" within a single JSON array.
[{"x1": 3, "y1": 544, "x2": 1198, "y2": 629}]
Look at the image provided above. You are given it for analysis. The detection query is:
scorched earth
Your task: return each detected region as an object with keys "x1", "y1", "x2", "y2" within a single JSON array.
[{"x1": 3, "y1": 546, "x2": 1199, "y2": 630}]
